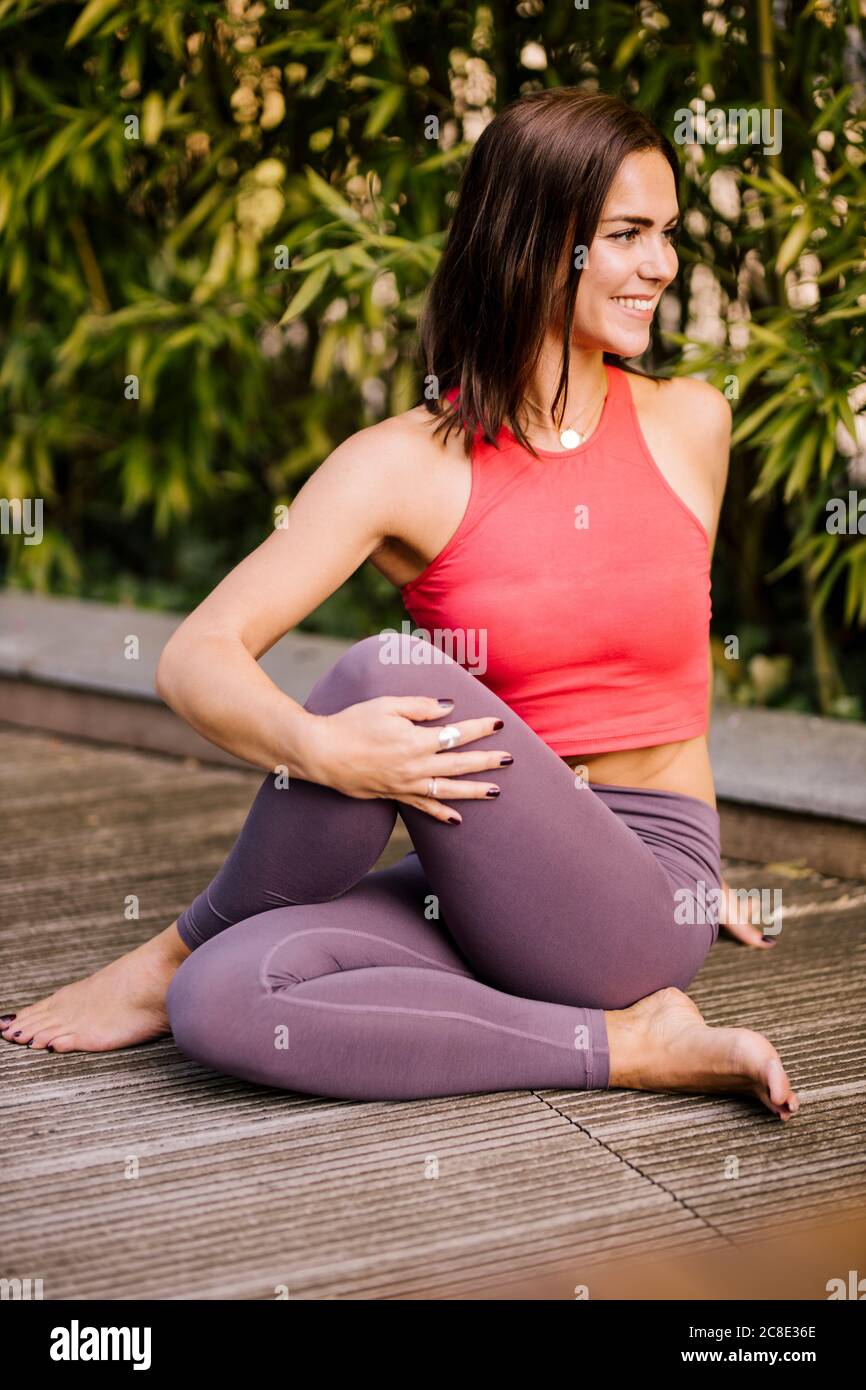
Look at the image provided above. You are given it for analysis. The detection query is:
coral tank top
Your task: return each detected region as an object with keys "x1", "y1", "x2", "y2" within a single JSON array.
[{"x1": 400, "y1": 363, "x2": 712, "y2": 755}]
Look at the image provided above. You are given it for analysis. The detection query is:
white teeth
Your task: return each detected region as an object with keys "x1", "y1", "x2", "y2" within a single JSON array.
[{"x1": 613, "y1": 296, "x2": 653, "y2": 311}]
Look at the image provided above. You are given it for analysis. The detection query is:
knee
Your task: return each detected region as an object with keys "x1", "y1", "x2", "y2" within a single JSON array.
[{"x1": 305, "y1": 631, "x2": 458, "y2": 712}]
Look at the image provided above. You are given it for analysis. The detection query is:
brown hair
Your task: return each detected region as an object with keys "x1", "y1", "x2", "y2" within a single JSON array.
[{"x1": 417, "y1": 89, "x2": 680, "y2": 456}]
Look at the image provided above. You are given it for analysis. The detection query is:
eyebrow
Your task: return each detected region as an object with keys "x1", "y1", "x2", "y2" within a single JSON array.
[{"x1": 600, "y1": 214, "x2": 681, "y2": 226}]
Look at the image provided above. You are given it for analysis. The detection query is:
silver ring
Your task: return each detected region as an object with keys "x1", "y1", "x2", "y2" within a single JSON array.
[
  {"x1": 428, "y1": 778, "x2": 439, "y2": 799},
  {"x1": 437, "y1": 724, "x2": 460, "y2": 750}
]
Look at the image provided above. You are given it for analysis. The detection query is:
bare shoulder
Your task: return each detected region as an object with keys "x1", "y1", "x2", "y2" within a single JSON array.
[
  {"x1": 631, "y1": 372, "x2": 731, "y2": 434},
  {"x1": 305, "y1": 403, "x2": 469, "y2": 587},
  {"x1": 306, "y1": 403, "x2": 454, "y2": 520},
  {"x1": 622, "y1": 370, "x2": 730, "y2": 551},
  {"x1": 630, "y1": 372, "x2": 731, "y2": 492},
  {"x1": 325, "y1": 403, "x2": 456, "y2": 479}
]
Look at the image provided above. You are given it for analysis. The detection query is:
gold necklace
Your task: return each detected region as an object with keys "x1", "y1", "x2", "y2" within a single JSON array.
[{"x1": 523, "y1": 377, "x2": 608, "y2": 449}]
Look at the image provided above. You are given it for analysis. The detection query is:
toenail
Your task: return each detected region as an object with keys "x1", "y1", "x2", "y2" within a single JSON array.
[
  {"x1": 26, "y1": 1040, "x2": 33, "y2": 1047},
  {"x1": 46, "y1": 1045, "x2": 55, "y2": 1053},
  {"x1": 12, "y1": 1029, "x2": 22, "y2": 1037},
  {"x1": 0, "y1": 1014, "x2": 15, "y2": 1022}
]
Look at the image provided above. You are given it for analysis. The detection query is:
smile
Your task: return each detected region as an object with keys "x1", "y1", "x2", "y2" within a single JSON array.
[{"x1": 611, "y1": 296, "x2": 656, "y2": 315}]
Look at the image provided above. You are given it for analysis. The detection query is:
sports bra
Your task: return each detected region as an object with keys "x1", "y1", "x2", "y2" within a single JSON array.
[{"x1": 400, "y1": 362, "x2": 712, "y2": 755}]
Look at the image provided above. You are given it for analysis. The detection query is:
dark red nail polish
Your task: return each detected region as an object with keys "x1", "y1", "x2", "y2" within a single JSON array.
[
  {"x1": 46, "y1": 1045, "x2": 54, "y2": 1053},
  {"x1": 486, "y1": 788, "x2": 500, "y2": 797},
  {"x1": 447, "y1": 814, "x2": 460, "y2": 824},
  {"x1": 0, "y1": 1013, "x2": 16, "y2": 1023},
  {"x1": 12, "y1": 1029, "x2": 22, "y2": 1038},
  {"x1": 26, "y1": 1040, "x2": 33, "y2": 1047},
  {"x1": 438, "y1": 698, "x2": 454, "y2": 706},
  {"x1": 492, "y1": 719, "x2": 504, "y2": 730},
  {"x1": 499, "y1": 755, "x2": 513, "y2": 766}
]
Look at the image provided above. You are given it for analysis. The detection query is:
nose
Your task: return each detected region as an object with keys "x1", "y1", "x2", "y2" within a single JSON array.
[{"x1": 638, "y1": 236, "x2": 676, "y2": 285}]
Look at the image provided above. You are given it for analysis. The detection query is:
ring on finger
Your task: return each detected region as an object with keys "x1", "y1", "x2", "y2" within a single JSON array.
[
  {"x1": 428, "y1": 778, "x2": 439, "y2": 798},
  {"x1": 437, "y1": 724, "x2": 461, "y2": 750}
]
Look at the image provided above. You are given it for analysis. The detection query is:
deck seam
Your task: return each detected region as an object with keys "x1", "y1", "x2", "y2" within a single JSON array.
[{"x1": 529, "y1": 1090, "x2": 733, "y2": 1247}]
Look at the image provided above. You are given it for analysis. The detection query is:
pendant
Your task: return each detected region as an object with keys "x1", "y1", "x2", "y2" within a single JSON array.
[{"x1": 559, "y1": 428, "x2": 583, "y2": 449}]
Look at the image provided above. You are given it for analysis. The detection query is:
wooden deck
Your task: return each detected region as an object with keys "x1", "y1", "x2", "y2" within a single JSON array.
[{"x1": 1, "y1": 727, "x2": 864, "y2": 1300}]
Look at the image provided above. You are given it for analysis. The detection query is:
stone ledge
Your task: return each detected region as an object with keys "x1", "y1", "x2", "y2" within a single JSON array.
[{"x1": 1, "y1": 590, "x2": 864, "y2": 875}]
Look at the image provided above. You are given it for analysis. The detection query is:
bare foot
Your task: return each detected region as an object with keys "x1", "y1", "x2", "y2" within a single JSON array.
[
  {"x1": 606, "y1": 987, "x2": 801, "y2": 1121},
  {"x1": 0, "y1": 925, "x2": 191, "y2": 1054}
]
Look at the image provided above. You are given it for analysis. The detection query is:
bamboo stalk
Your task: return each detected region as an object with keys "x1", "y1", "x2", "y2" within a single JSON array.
[{"x1": 69, "y1": 215, "x2": 111, "y2": 314}]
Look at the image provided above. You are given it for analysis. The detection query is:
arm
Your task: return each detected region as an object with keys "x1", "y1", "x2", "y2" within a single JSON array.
[
  {"x1": 683, "y1": 380, "x2": 730, "y2": 734},
  {"x1": 155, "y1": 422, "x2": 406, "y2": 777},
  {"x1": 683, "y1": 383, "x2": 773, "y2": 946},
  {"x1": 708, "y1": 642, "x2": 714, "y2": 729},
  {"x1": 155, "y1": 418, "x2": 509, "y2": 822}
]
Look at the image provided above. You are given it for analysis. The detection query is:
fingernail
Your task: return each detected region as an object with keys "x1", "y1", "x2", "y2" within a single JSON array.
[
  {"x1": 499, "y1": 755, "x2": 513, "y2": 766},
  {"x1": 447, "y1": 814, "x2": 460, "y2": 824},
  {"x1": 492, "y1": 719, "x2": 504, "y2": 730},
  {"x1": 486, "y1": 787, "x2": 500, "y2": 797},
  {"x1": 438, "y1": 698, "x2": 454, "y2": 706}
]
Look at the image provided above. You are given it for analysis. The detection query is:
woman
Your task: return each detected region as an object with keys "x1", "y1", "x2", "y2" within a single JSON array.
[{"x1": 1, "y1": 90, "x2": 799, "y2": 1120}]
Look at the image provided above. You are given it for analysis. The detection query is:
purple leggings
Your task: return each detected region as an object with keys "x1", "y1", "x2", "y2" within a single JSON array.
[{"x1": 166, "y1": 635, "x2": 722, "y2": 1101}]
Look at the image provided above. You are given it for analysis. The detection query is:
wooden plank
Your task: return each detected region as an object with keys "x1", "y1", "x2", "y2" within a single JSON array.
[{"x1": 1, "y1": 729, "x2": 863, "y2": 1300}]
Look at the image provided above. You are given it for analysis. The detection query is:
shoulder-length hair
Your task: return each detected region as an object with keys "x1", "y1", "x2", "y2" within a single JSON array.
[{"x1": 417, "y1": 89, "x2": 680, "y2": 457}]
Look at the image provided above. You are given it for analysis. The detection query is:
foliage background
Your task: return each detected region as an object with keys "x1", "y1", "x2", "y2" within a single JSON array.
[{"x1": 1, "y1": 0, "x2": 865, "y2": 717}]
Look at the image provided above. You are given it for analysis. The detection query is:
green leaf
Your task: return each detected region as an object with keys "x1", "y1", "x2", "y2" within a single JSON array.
[
  {"x1": 766, "y1": 166, "x2": 803, "y2": 203},
  {"x1": 809, "y1": 84, "x2": 853, "y2": 134},
  {"x1": 141, "y1": 92, "x2": 164, "y2": 146},
  {"x1": 836, "y1": 390, "x2": 860, "y2": 441},
  {"x1": 775, "y1": 211, "x2": 814, "y2": 275},
  {"x1": 730, "y1": 395, "x2": 781, "y2": 446},
  {"x1": 783, "y1": 430, "x2": 819, "y2": 502},
  {"x1": 819, "y1": 430, "x2": 837, "y2": 478},
  {"x1": 363, "y1": 84, "x2": 405, "y2": 139},
  {"x1": 813, "y1": 305, "x2": 866, "y2": 325},
  {"x1": 612, "y1": 28, "x2": 645, "y2": 70},
  {"x1": 304, "y1": 166, "x2": 360, "y2": 223},
  {"x1": 66, "y1": 0, "x2": 124, "y2": 47},
  {"x1": 280, "y1": 261, "x2": 331, "y2": 322}
]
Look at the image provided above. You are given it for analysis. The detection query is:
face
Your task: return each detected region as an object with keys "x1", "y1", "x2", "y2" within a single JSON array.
[{"x1": 568, "y1": 150, "x2": 680, "y2": 357}]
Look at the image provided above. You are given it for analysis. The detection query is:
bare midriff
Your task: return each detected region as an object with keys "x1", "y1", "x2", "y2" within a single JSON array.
[{"x1": 560, "y1": 733, "x2": 717, "y2": 811}]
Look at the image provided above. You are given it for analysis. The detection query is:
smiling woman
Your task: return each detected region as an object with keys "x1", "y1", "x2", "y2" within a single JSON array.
[{"x1": 1, "y1": 89, "x2": 799, "y2": 1125}]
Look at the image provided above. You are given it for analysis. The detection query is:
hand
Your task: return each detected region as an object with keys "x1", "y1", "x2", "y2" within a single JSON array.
[
  {"x1": 302, "y1": 695, "x2": 512, "y2": 823},
  {"x1": 718, "y1": 875, "x2": 779, "y2": 949}
]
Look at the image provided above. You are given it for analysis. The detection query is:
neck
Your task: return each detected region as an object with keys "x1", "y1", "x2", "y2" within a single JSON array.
[{"x1": 524, "y1": 341, "x2": 608, "y2": 430}]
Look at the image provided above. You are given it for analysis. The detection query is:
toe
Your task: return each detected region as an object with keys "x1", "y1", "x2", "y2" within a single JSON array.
[
  {"x1": 765, "y1": 1056, "x2": 791, "y2": 1107},
  {"x1": 5, "y1": 1015, "x2": 42, "y2": 1045}
]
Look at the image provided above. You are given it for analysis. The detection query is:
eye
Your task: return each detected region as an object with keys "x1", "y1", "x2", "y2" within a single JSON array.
[{"x1": 607, "y1": 224, "x2": 681, "y2": 245}]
